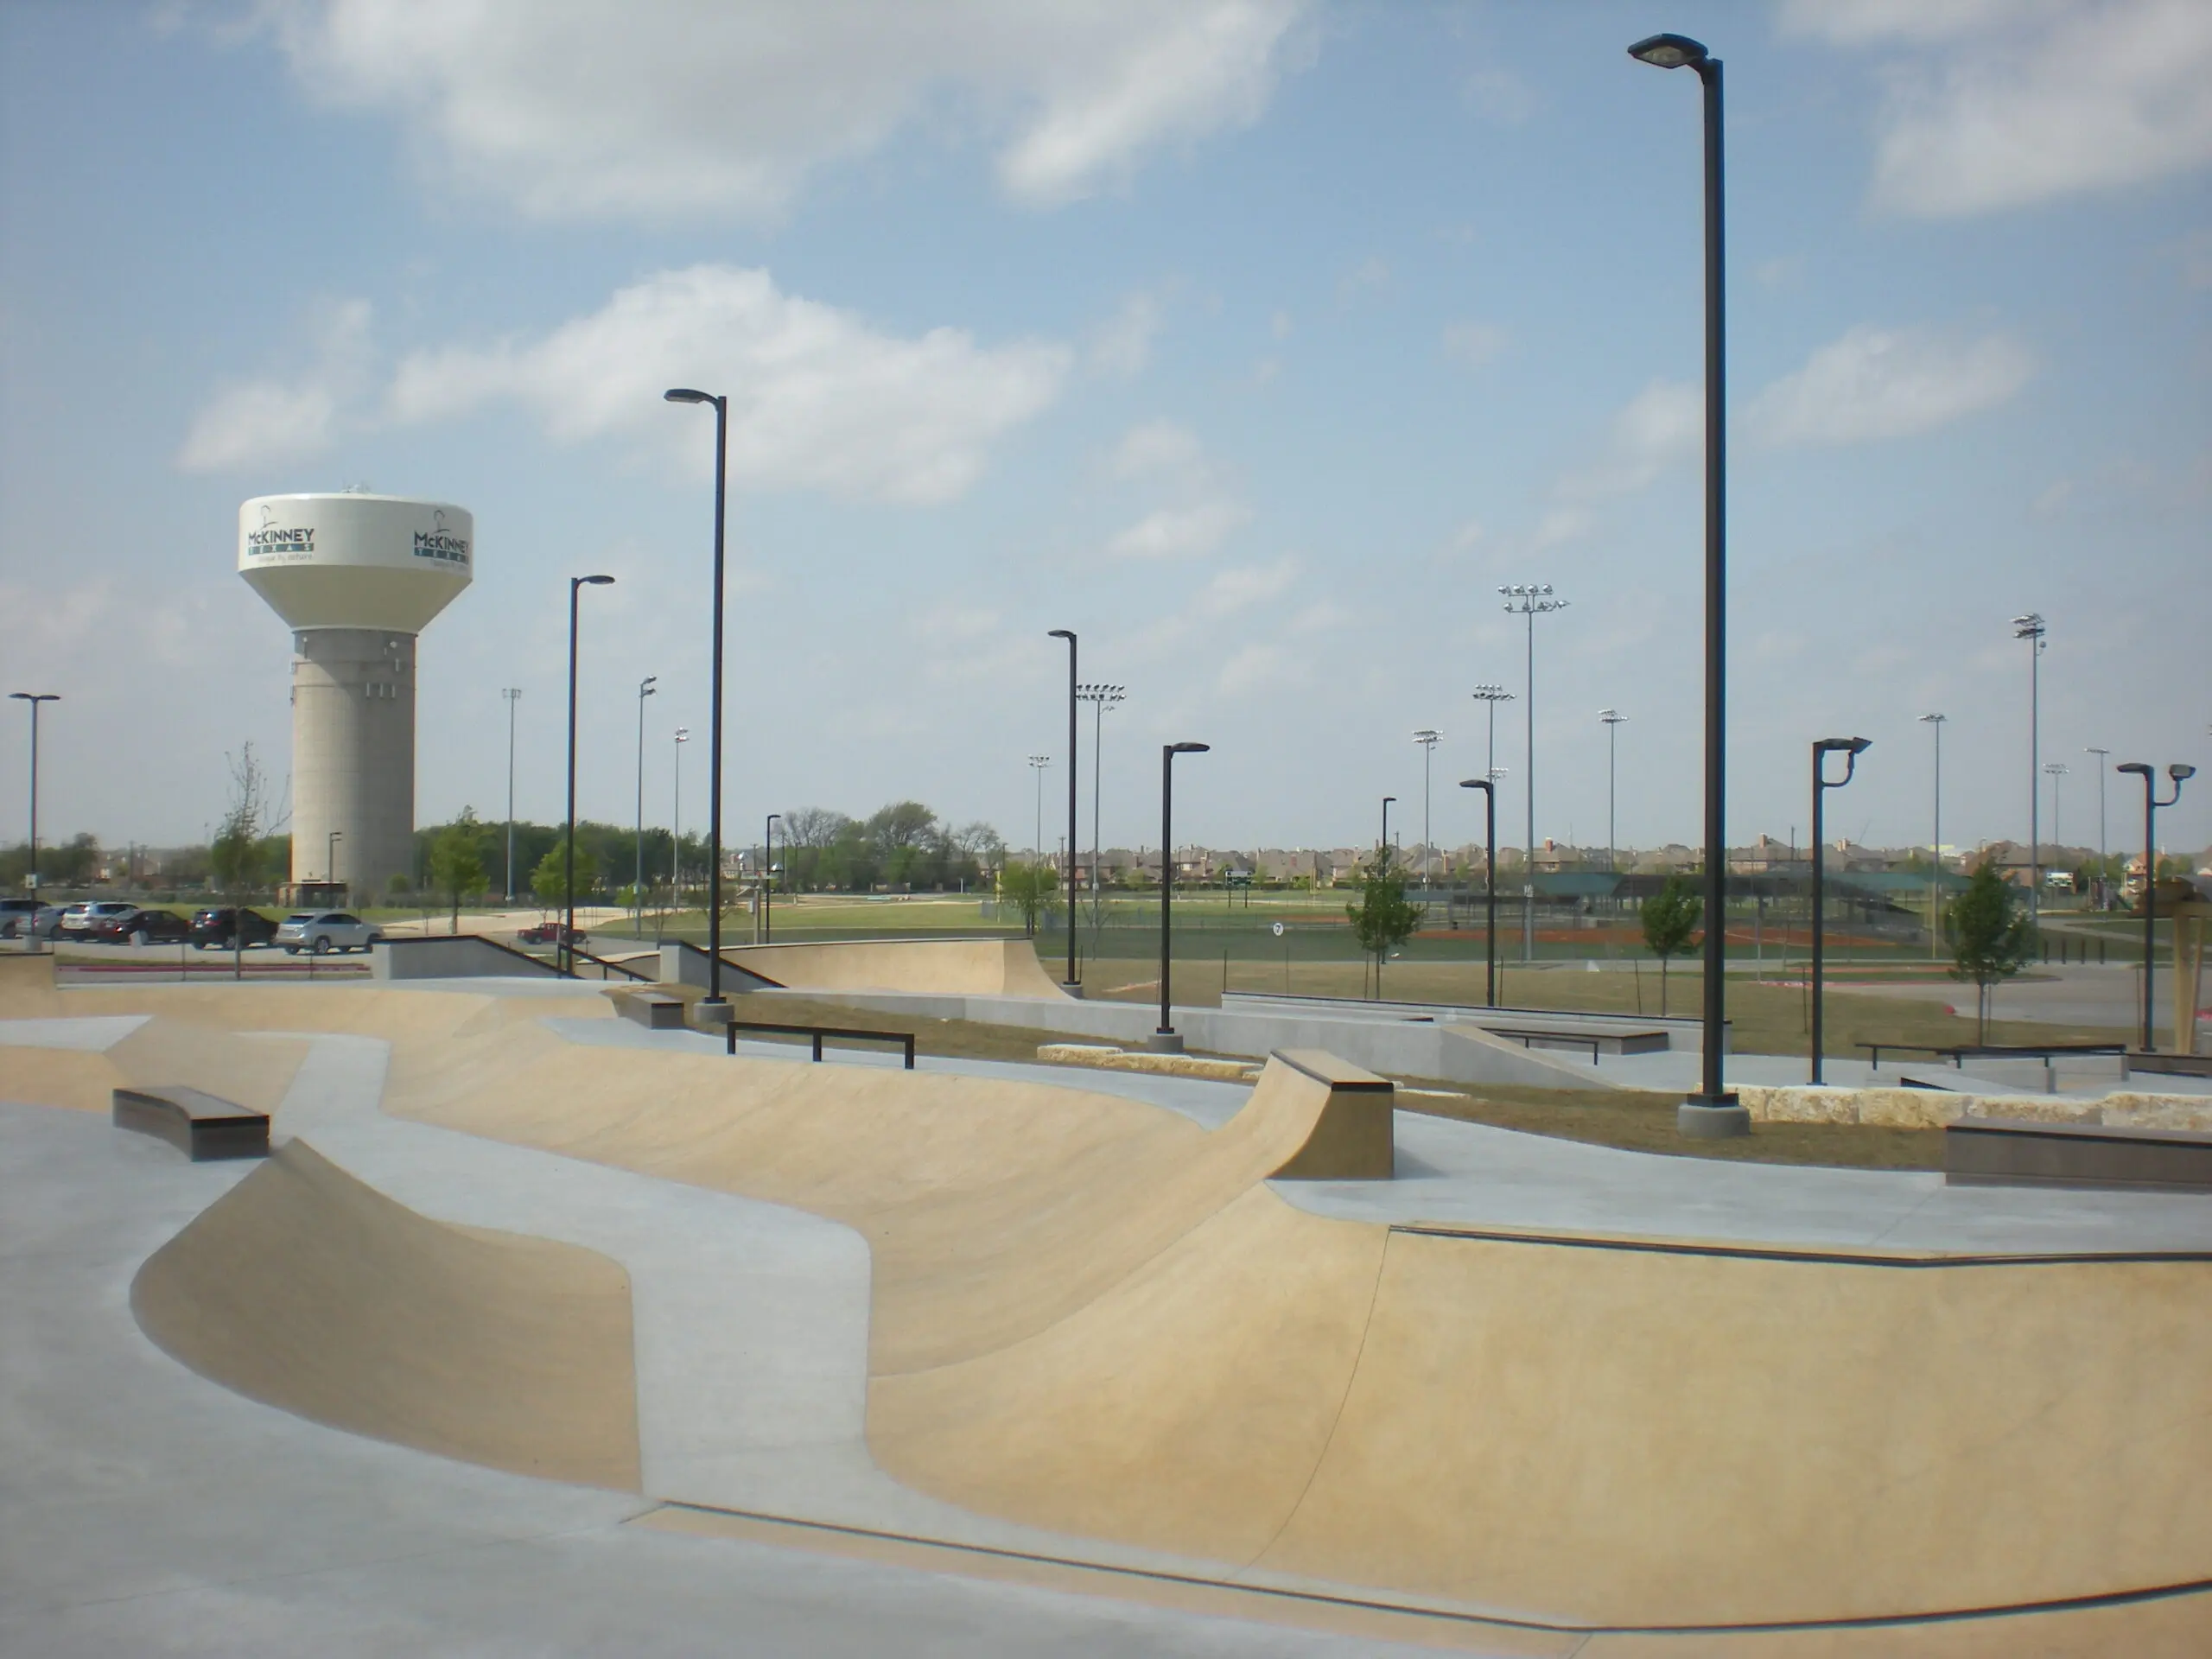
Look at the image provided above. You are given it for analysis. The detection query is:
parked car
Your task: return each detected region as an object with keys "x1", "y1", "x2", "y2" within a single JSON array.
[
  {"x1": 1, "y1": 902, "x2": 64, "y2": 939},
  {"x1": 190, "y1": 906, "x2": 279, "y2": 950},
  {"x1": 516, "y1": 920, "x2": 587, "y2": 946},
  {"x1": 86, "y1": 906, "x2": 194, "y2": 945},
  {"x1": 275, "y1": 912, "x2": 383, "y2": 954},
  {"x1": 59, "y1": 901, "x2": 135, "y2": 939}
]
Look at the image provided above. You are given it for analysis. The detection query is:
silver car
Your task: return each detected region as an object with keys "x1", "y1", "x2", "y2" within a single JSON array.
[
  {"x1": 60, "y1": 901, "x2": 135, "y2": 940},
  {"x1": 275, "y1": 911, "x2": 383, "y2": 955}
]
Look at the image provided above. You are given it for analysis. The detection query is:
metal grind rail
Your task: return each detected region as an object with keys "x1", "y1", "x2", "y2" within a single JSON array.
[{"x1": 724, "y1": 1020, "x2": 916, "y2": 1069}]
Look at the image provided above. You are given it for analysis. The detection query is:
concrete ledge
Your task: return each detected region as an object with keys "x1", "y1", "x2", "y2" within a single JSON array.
[
  {"x1": 112, "y1": 1085, "x2": 270, "y2": 1162},
  {"x1": 1742, "y1": 1084, "x2": 2212, "y2": 1134},
  {"x1": 1947, "y1": 1118, "x2": 2212, "y2": 1192},
  {"x1": 1035, "y1": 1044, "x2": 1259, "y2": 1083},
  {"x1": 613, "y1": 989, "x2": 687, "y2": 1031}
]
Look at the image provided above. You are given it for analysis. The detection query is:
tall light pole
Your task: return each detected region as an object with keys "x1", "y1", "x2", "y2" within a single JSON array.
[
  {"x1": 2012, "y1": 613, "x2": 2047, "y2": 921},
  {"x1": 1027, "y1": 755, "x2": 1051, "y2": 865},
  {"x1": 1151, "y1": 741, "x2": 1210, "y2": 1053},
  {"x1": 2044, "y1": 761, "x2": 2069, "y2": 875},
  {"x1": 1077, "y1": 683, "x2": 1125, "y2": 936},
  {"x1": 1809, "y1": 737, "x2": 1871, "y2": 1084},
  {"x1": 1048, "y1": 630, "x2": 1080, "y2": 990},
  {"x1": 9, "y1": 692, "x2": 58, "y2": 922},
  {"x1": 1921, "y1": 713, "x2": 1946, "y2": 956},
  {"x1": 1471, "y1": 684, "x2": 1513, "y2": 788},
  {"x1": 1459, "y1": 778, "x2": 1497, "y2": 1007},
  {"x1": 671, "y1": 727, "x2": 690, "y2": 900},
  {"x1": 1630, "y1": 31, "x2": 1738, "y2": 1137},
  {"x1": 664, "y1": 387, "x2": 731, "y2": 1017},
  {"x1": 763, "y1": 812, "x2": 780, "y2": 943},
  {"x1": 2085, "y1": 745, "x2": 2112, "y2": 907},
  {"x1": 1413, "y1": 730, "x2": 1440, "y2": 894},
  {"x1": 501, "y1": 687, "x2": 522, "y2": 903},
  {"x1": 1599, "y1": 709, "x2": 1627, "y2": 874},
  {"x1": 1499, "y1": 585, "x2": 1567, "y2": 963},
  {"x1": 1381, "y1": 796, "x2": 1396, "y2": 855},
  {"x1": 565, "y1": 573, "x2": 616, "y2": 976},
  {"x1": 633, "y1": 674, "x2": 658, "y2": 930},
  {"x1": 2117, "y1": 761, "x2": 2194, "y2": 1052}
]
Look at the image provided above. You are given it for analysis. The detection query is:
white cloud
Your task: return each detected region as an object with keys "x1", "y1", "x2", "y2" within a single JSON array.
[
  {"x1": 1441, "y1": 320, "x2": 1506, "y2": 371},
  {"x1": 1218, "y1": 640, "x2": 1289, "y2": 696},
  {"x1": 259, "y1": 0, "x2": 1313, "y2": 220},
  {"x1": 1106, "y1": 498, "x2": 1251, "y2": 560},
  {"x1": 1196, "y1": 558, "x2": 1298, "y2": 614},
  {"x1": 1106, "y1": 419, "x2": 1205, "y2": 481},
  {"x1": 1782, "y1": 0, "x2": 2212, "y2": 216},
  {"x1": 1462, "y1": 66, "x2": 1540, "y2": 126},
  {"x1": 1746, "y1": 325, "x2": 2033, "y2": 447},
  {"x1": 1337, "y1": 256, "x2": 1390, "y2": 302},
  {"x1": 1090, "y1": 292, "x2": 1163, "y2": 378},
  {"x1": 175, "y1": 299, "x2": 372, "y2": 473},
  {"x1": 385, "y1": 265, "x2": 1069, "y2": 503},
  {"x1": 1558, "y1": 379, "x2": 1700, "y2": 501}
]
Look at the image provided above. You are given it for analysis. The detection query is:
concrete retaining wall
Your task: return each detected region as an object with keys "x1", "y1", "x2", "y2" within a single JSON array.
[{"x1": 372, "y1": 936, "x2": 564, "y2": 980}]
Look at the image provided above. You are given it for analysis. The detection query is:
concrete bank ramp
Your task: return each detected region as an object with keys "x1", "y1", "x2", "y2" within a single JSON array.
[
  {"x1": 715, "y1": 936, "x2": 1072, "y2": 1000},
  {"x1": 132, "y1": 1140, "x2": 641, "y2": 1490}
]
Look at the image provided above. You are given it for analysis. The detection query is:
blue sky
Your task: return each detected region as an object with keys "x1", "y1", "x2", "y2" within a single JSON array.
[{"x1": 3, "y1": 0, "x2": 2207, "y2": 865}]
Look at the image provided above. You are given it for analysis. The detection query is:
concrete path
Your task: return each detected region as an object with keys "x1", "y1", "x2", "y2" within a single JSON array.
[{"x1": 1, "y1": 1102, "x2": 1442, "y2": 1658}]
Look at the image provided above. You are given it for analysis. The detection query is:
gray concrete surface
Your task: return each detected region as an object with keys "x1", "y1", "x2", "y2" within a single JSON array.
[{"x1": 3, "y1": 1100, "x2": 1452, "y2": 1656}]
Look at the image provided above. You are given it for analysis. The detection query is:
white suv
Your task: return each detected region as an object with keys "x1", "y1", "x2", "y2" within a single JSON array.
[
  {"x1": 275, "y1": 912, "x2": 383, "y2": 955},
  {"x1": 59, "y1": 902, "x2": 135, "y2": 940}
]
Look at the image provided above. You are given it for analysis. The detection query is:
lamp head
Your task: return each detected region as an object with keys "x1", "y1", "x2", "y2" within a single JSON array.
[
  {"x1": 1459, "y1": 778, "x2": 1492, "y2": 793},
  {"x1": 2117, "y1": 762, "x2": 2153, "y2": 779},
  {"x1": 675, "y1": 727, "x2": 690, "y2": 741},
  {"x1": 1167, "y1": 741, "x2": 1210, "y2": 755},
  {"x1": 1920, "y1": 712, "x2": 1945, "y2": 725},
  {"x1": 2172, "y1": 764, "x2": 2198, "y2": 784},
  {"x1": 577, "y1": 574, "x2": 615, "y2": 587},
  {"x1": 1628, "y1": 33, "x2": 1708, "y2": 69},
  {"x1": 1048, "y1": 628, "x2": 1075, "y2": 641},
  {"x1": 2011, "y1": 612, "x2": 2046, "y2": 639},
  {"x1": 1815, "y1": 736, "x2": 1872, "y2": 757},
  {"x1": 664, "y1": 388, "x2": 713, "y2": 405}
]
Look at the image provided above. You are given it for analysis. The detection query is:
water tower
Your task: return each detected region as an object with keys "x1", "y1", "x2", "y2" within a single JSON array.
[{"x1": 238, "y1": 493, "x2": 474, "y2": 901}]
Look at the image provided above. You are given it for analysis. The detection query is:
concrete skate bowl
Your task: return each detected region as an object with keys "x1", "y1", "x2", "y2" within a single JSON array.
[
  {"x1": 716, "y1": 936, "x2": 1072, "y2": 999},
  {"x1": 378, "y1": 1036, "x2": 2212, "y2": 1636},
  {"x1": 131, "y1": 1140, "x2": 640, "y2": 1489}
]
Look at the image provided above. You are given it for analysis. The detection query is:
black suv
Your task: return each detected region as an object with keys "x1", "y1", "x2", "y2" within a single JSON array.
[
  {"x1": 191, "y1": 906, "x2": 279, "y2": 950},
  {"x1": 86, "y1": 906, "x2": 194, "y2": 945}
]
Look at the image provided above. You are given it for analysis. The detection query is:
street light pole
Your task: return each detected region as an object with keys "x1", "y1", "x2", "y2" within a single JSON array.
[
  {"x1": 1413, "y1": 730, "x2": 1440, "y2": 894},
  {"x1": 501, "y1": 687, "x2": 521, "y2": 903},
  {"x1": 1152, "y1": 742, "x2": 1210, "y2": 1052},
  {"x1": 1809, "y1": 737, "x2": 1871, "y2": 1084},
  {"x1": 634, "y1": 675, "x2": 658, "y2": 931},
  {"x1": 1499, "y1": 586, "x2": 1567, "y2": 963},
  {"x1": 2012, "y1": 613, "x2": 2047, "y2": 921},
  {"x1": 9, "y1": 692, "x2": 58, "y2": 925},
  {"x1": 565, "y1": 573, "x2": 615, "y2": 976},
  {"x1": 664, "y1": 387, "x2": 731, "y2": 1014},
  {"x1": 1921, "y1": 714, "x2": 1946, "y2": 957},
  {"x1": 1599, "y1": 709, "x2": 1626, "y2": 874},
  {"x1": 672, "y1": 727, "x2": 689, "y2": 902},
  {"x1": 763, "y1": 812, "x2": 780, "y2": 943},
  {"x1": 1629, "y1": 30, "x2": 1739, "y2": 1136},
  {"x1": 1459, "y1": 778, "x2": 1497, "y2": 1007},
  {"x1": 2085, "y1": 746, "x2": 2112, "y2": 905},
  {"x1": 1381, "y1": 796, "x2": 1395, "y2": 856},
  {"x1": 2117, "y1": 761, "x2": 2195, "y2": 1052},
  {"x1": 1049, "y1": 630, "x2": 1079, "y2": 990}
]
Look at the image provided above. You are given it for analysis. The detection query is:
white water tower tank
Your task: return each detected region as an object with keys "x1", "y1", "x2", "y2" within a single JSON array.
[{"x1": 238, "y1": 493, "x2": 473, "y2": 899}]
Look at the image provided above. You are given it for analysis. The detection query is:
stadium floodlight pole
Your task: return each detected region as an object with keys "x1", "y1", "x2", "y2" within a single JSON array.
[
  {"x1": 2117, "y1": 761, "x2": 2194, "y2": 1052},
  {"x1": 1921, "y1": 714, "x2": 1946, "y2": 957},
  {"x1": 1413, "y1": 730, "x2": 1440, "y2": 893},
  {"x1": 2044, "y1": 761, "x2": 2069, "y2": 867},
  {"x1": 1599, "y1": 709, "x2": 1627, "y2": 874},
  {"x1": 633, "y1": 675, "x2": 658, "y2": 930},
  {"x1": 501, "y1": 687, "x2": 522, "y2": 903},
  {"x1": 1499, "y1": 585, "x2": 1567, "y2": 963},
  {"x1": 1027, "y1": 753, "x2": 1052, "y2": 862},
  {"x1": 10, "y1": 692, "x2": 58, "y2": 921},
  {"x1": 763, "y1": 812, "x2": 780, "y2": 943},
  {"x1": 2085, "y1": 746, "x2": 2112, "y2": 906},
  {"x1": 664, "y1": 387, "x2": 731, "y2": 1014},
  {"x1": 1471, "y1": 684, "x2": 1513, "y2": 788},
  {"x1": 2012, "y1": 613, "x2": 2047, "y2": 921},
  {"x1": 1459, "y1": 778, "x2": 1497, "y2": 1007},
  {"x1": 564, "y1": 574, "x2": 616, "y2": 976},
  {"x1": 1049, "y1": 630, "x2": 1080, "y2": 990},
  {"x1": 671, "y1": 728, "x2": 690, "y2": 899},
  {"x1": 1630, "y1": 30, "x2": 1738, "y2": 1136},
  {"x1": 1077, "y1": 683, "x2": 1125, "y2": 935},
  {"x1": 1152, "y1": 742, "x2": 1210, "y2": 1052},
  {"x1": 1809, "y1": 737, "x2": 1871, "y2": 1084}
]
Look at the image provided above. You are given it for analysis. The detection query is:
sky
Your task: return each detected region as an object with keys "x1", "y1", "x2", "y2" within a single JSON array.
[{"x1": 2, "y1": 0, "x2": 2207, "y2": 867}]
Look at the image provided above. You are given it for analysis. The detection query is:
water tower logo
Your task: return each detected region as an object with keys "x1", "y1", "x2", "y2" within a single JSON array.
[
  {"x1": 412, "y1": 507, "x2": 470, "y2": 566},
  {"x1": 244, "y1": 503, "x2": 314, "y2": 556}
]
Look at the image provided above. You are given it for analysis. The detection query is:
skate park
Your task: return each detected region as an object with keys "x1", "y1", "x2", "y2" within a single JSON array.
[{"x1": 7, "y1": 934, "x2": 2212, "y2": 1656}]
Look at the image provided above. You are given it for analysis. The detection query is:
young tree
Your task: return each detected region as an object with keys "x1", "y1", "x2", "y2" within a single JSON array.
[
  {"x1": 999, "y1": 860, "x2": 1054, "y2": 937},
  {"x1": 428, "y1": 809, "x2": 489, "y2": 934},
  {"x1": 1948, "y1": 862, "x2": 2036, "y2": 1040},
  {"x1": 209, "y1": 741, "x2": 274, "y2": 900},
  {"x1": 1346, "y1": 848, "x2": 1424, "y2": 999},
  {"x1": 531, "y1": 837, "x2": 594, "y2": 912},
  {"x1": 1640, "y1": 874, "x2": 1702, "y2": 1016}
]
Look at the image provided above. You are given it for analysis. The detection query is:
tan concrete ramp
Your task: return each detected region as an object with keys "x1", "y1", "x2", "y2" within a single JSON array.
[
  {"x1": 132, "y1": 1140, "x2": 640, "y2": 1490},
  {"x1": 1264, "y1": 1049, "x2": 1394, "y2": 1179}
]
